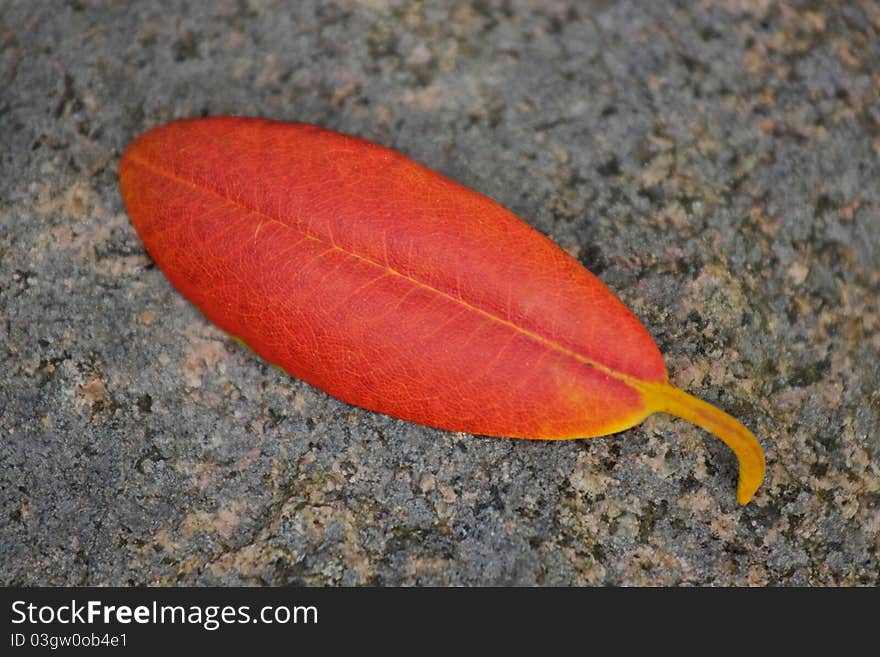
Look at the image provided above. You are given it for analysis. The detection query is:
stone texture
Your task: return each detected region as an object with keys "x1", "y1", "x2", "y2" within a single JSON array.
[{"x1": 1, "y1": 0, "x2": 877, "y2": 585}]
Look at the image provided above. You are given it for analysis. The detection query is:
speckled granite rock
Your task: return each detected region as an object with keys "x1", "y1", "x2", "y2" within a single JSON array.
[{"x1": 1, "y1": 0, "x2": 877, "y2": 586}]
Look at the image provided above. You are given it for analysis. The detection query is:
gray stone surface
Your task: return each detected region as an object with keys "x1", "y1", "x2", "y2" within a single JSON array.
[{"x1": 1, "y1": 0, "x2": 878, "y2": 586}]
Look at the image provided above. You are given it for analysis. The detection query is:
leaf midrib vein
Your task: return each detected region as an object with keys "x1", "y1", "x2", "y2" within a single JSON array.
[{"x1": 127, "y1": 154, "x2": 644, "y2": 390}]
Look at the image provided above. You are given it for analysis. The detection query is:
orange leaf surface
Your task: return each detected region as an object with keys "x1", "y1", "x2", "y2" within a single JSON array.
[{"x1": 118, "y1": 117, "x2": 765, "y2": 504}]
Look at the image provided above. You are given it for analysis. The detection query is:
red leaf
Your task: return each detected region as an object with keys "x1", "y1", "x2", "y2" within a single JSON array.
[{"x1": 119, "y1": 117, "x2": 764, "y2": 504}]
